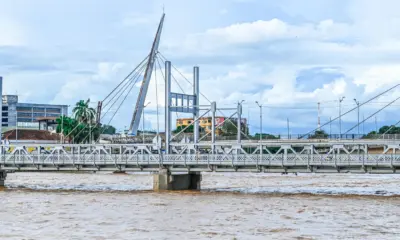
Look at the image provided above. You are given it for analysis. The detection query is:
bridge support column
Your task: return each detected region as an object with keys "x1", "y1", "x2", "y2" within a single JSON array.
[
  {"x1": 153, "y1": 169, "x2": 201, "y2": 191},
  {"x1": 0, "y1": 170, "x2": 7, "y2": 187}
]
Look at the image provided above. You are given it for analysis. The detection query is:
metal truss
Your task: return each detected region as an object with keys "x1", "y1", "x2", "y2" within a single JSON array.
[{"x1": 0, "y1": 141, "x2": 399, "y2": 173}]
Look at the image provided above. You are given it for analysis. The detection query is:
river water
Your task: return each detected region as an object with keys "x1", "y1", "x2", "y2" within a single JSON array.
[{"x1": 1, "y1": 172, "x2": 400, "y2": 239}]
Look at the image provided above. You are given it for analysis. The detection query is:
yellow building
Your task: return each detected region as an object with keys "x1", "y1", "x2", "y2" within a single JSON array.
[{"x1": 176, "y1": 116, "x2": 227, "y2": 135}]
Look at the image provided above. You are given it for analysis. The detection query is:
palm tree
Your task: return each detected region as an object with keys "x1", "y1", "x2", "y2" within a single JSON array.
[{"x1": 73, "y1": 99, "x2": 96, "y2": 124}]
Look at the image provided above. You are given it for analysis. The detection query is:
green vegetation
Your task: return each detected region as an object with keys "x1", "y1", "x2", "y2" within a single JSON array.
[
  {"x1": 172, "y1": 125, "x2": 204, "y2": 134},
  {"x1": 363, "y1": 125, "x2": 400, "y2": 139},
  {"x1": 56, "y1": 99, "x2": 115, "y2": 143},
  {"x1": 309, "y1": 130, "x2": 329, "y2": 139},
  {"x1": 221, "y1": 121, "x2": 249, "y2": 136},
  {"x1": 72, "y1": 99, "x2": 96, "y2": 124}
]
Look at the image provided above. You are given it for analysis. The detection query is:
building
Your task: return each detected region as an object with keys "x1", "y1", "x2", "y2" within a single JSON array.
[
  {"x1": 176, "y1": 117, "x2": 247, "y2": 135},
  {"x1": 2, "y1": 95, "x2": 68, "y2": 129}
]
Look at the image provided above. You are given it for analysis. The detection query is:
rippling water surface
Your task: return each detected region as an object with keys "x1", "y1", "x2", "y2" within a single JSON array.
[{"x1": 1, "y1": 172, "x2": 400, "y2": 239}]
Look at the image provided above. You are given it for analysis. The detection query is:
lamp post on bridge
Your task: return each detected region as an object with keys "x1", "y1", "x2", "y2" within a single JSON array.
[
  {"x1": 237, "y1": 100, "x2": 245, "y2": 144},
  {"x1": 339, "y1": 96, "x2": 345, "y2": 139},
  {"x1": 353, "y1": 99, "x2": 360, "y2": 137},
  {"x1": 255, "y1": 101, "x2": 262, "y2": 141}
]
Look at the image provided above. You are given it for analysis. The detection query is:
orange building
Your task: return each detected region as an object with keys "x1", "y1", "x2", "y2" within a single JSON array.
[{"x1": 176, "y1": 116, "x2": 245, "y2": 135}]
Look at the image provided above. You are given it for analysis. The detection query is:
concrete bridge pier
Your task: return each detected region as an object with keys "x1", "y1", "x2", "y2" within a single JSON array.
[
  {"x1": 153, "y1": 169, "x2": 201, "y2": 191},
  {"x1": 0, "y1": 171, "x2": 7, "y2": 187}
]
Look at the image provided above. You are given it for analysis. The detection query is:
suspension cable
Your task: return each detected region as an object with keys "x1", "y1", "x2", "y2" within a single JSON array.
[
  {"x1": 299, "y1": 84, "x2": 400, "y2": 139},
  {"x1": 344, "y1": 95, "x2": 400, "y2": 134},
  {"x1": 102, "y1": 55, "x2": 149, "y2": 103},
  {"x1": 91, "y1": 63, "x2": 149, "y2": 143},
  {"x1": 158, "y1": 52, "x2": 212, "y2": 103},
  {"x1": 77, "y1": 63, "x2": 148, "y2": 144},
  {"x1": 63, "y1": 60, "x2": 149, "y2": 141},
  {"x1": 379, "y1": 119, "x2": 400, "y2": 138},
  {"x1": 159, "y1": 52, "x2": 250, "y2": 140},
  {"x1": 101, "y1": 62, "x2": 148, "y2": 121}
]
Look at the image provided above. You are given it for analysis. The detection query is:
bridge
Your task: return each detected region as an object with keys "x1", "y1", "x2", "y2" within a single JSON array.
[
  {"x1": 1, "y1": 13, "x2": 400, "y2": 191},
  {"x1": 1, "y1": 140, "x2": 400, "y2": 190}
]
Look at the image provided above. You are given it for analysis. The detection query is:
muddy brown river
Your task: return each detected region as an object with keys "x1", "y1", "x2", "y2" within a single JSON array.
[{"x1": 1, "y1": 172, "x2": 400, "y2": 239}]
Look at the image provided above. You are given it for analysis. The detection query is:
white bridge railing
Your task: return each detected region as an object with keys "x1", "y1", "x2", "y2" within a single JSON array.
[{"x1": 1, "y1": 154, "x2": 400, "y2": 167}]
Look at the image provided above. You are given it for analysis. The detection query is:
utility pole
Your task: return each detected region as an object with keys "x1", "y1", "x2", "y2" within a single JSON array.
[
  {"x1": 375, "y1": 116, "x2": 378, "y2": 133},
  {"x1": 287, "y1": 118, "x2": 290, "y2": 139},
  {"x1": 363, "y1": 114, "x2": 365, "y2": 135},
  {"x1": 247, "y1": 107, "x2": 250, "y2": 136},
  {"x1": 255, "y1": 101, "x2": 262, "y2": 141},
  {"x1": 339, "y1": 96, "x2": 345, "y2": 139},
  {"x1": 353, "y1": 99, "x2": 360, "y2": 136},
  {"x1": 317, "y1": 102, "x2": 321, "y2": 131},
  {"x1": 329, "y1": 117, "x2": 332, "y2": 138},
  {"x1": 237, "y1": 100, "x2": 244, "y2": 144}
]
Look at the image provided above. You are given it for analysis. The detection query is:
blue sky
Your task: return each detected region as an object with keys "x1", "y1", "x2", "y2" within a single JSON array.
[{"x1": 1, "y1": 0, "x2": 400, "y2": 134}]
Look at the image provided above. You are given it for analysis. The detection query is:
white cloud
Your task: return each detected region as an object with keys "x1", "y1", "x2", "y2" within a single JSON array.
[
  {"x1": 1, "y1": 0, "x2": 400, "y2": 133},
  {"x1": 0, "y1": 17, "x2": 26, "y2": 46}
]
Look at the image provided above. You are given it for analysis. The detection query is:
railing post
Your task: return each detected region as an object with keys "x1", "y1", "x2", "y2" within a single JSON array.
[
  {"x1": 78, "y1": 146, "x2": 80, "y2": 165},
  {"x1": 258, "y1": 144, "x2": 262, "y2": 169},
  {"x1": 37, "y1": 146, "x2": 40, "y2": 165}
]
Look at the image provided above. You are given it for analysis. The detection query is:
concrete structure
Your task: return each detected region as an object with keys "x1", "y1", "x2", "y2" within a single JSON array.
[
  {"x1": 37, "y1": 117, "x2": 58, "y2": 131},
  {"x1": 2, "y1": 95, "x2": 68, "y2": 129},
  {"x1": 0, "y1": 170, "x2": 6, "y2": 187},
  {"x1": 153, "y1": 169, "x2": 201, "y2": 190}
]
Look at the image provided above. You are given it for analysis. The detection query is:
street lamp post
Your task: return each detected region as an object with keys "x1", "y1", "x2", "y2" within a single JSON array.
[
  {"x1": 353, "y1": 99, "x2": 360, "y2": 137},
  {"x1": 255, "y1": 101, "x2": 262, "y2": 141},
  {"x1": 237, "y1": 100, "x2": 245, "y2": 144},
  {"x1": 339, "y1": 96, "x2": 345, "y2": 139}
]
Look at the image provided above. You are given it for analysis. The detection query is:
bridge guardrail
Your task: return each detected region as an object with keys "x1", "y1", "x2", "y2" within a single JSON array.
[{"x1": 1, "y1": 154, "x2": 400, "y2": 167}]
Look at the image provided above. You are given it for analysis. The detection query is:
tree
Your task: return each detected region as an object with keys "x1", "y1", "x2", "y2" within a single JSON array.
[
  {"x1": 221, "y1": 121, "x2": 249, "y2": 136},
  {"x1": 378, "y1": 125, "x2": 400, "y2": 134},
  {"x1": 73, "y1": 99, "x2": 96, "y2": 124},
  {"x1": 309, "y1": 130, "x2": 328, "y2": 139},
  {"x1": 56, "y1": 116, "x2": 78, "y2": 139},
  {"x1": 101, "y1": 125, "x2": 116, "y2": 135},
  {"x1": 364, "y1": 125, "x2": 400, "y2": 138}
]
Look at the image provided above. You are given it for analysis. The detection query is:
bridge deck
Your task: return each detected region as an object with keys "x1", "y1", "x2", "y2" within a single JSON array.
[
  {"x1": 1, "y1": 142, "x2": 399, "y2": 174},
  {"x1": 1, "y1": 154, "x2": 400, "y2": 174}
]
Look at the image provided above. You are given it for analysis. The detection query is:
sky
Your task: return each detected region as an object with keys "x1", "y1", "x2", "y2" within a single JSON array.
[{"x1": 1, "y1": 0, "x2": 400, "y2": 135}]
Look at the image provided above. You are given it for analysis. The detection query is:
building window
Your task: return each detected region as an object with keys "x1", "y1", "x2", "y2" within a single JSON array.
[
  {"x1": 2, "y1": 106, "x2": 8, "y2": 111},
  {"x1": 17, "y1": 118, "x2": 32, "y2": 122},
  {"x1": 17, "y1": 107, "x2": 32, "y2": 112},
  {"x1": 46, "y1": 113, "x2": 61, "y2": 117},
  {"x1": 2, "y1": 117, "x2": 8, "y2": 122},
  {"x1": 2, "y1": 112, "x2": 8, "y2": 117},
  {"x1": 33, "y1": 107, "x2": 45, "y2": 112},
  {"x1": 46, "y1": 108, "x2": 61, "y2": 113},
  {"x1": 2, "y1": 124, "x2": 8, "y2": 127},
  {"x1": 17, "y1": 112, "x2": 31, "y2": 117},
  {"x1": 33, "y1": 113, "x2": 45, "y2": 117}
]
